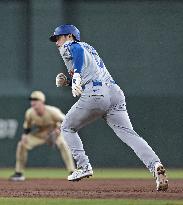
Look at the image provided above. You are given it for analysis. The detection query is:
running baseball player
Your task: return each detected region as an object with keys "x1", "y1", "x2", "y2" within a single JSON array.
[
  {"x1": 49, "y1": 24, "x2": 168, "y2": 191},
  {"x1": 10, "y1": 91, "x2": 75, "y2": 181}
]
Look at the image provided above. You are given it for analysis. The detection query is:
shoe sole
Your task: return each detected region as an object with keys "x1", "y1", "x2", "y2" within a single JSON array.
[
  {"x1": 156, "y1": 166, "x2": 168, "y2": 191},
  {"x1": 9, "y1": 177, "x2": 25, "y2": 182},
  {"x1": 68, "y1": 173, "x2": 93, "y2": 182}
]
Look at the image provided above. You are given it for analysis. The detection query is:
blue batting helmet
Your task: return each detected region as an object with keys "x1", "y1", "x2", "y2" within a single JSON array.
[{"x1": 49, "y1": 24, "x2": 80, "y2": 42}]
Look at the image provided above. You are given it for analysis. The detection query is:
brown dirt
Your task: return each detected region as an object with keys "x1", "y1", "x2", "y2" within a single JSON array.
[{"x1": 0, "y1": 179, "x2": 182, "y2": 200}]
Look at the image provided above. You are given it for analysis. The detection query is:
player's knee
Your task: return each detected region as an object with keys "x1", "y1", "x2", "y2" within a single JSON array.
[
  {"x1": 61, "y1": 118, "x2": 68, "y2": 130},
  {"x1": 17, "y1": 140, "x2": 26, "y2": 150},
  {"x1": 19, "y1": 135, "x2": 28, "y2": 149},
  {"x1": 61, "y1": 119, "x2": 77, "y2": 133}
]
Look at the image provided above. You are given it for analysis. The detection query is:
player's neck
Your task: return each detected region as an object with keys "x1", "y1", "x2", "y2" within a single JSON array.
[{"x1": 36, "y1": 106, "x2": 45, "y2": 116}]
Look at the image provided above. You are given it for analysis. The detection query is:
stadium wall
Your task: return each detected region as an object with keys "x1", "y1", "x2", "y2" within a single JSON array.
[{"x1": 0, "y1": 0, "x2": 182, "y2": 168}]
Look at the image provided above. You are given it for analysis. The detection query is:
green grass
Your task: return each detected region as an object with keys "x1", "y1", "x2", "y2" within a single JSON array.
[
  {"x1": 1, "y1": 168, "x2": 183, "y2": 179},
  {"x1": 0, "y1": 198, "x2": 182, "y2": 205}
]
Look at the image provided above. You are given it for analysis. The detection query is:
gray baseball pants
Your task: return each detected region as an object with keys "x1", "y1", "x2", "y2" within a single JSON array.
[{"x1": 61, "y1": 82, "x2": 160, "y2": 172}]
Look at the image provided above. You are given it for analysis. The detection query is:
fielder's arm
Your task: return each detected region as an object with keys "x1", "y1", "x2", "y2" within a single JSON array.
[{"x1": 23, "y1": 109, "x2": 32, "y2": 134}]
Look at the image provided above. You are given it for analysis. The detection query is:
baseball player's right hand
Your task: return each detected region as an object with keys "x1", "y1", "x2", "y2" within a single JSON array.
[
  {"x1": 56, "y1": 73, "x2": 68, "y2": 87},
  {"x1": 72, "y1": 73, "x2": 82, "y2": 97}
]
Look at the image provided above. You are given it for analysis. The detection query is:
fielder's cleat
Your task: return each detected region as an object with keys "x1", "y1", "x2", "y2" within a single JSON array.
[
  {"x1": 9, "y1": 172, "x2": 25, "y2": 182},
  {"x1": 68, "y1": 163, "x2": 93, "y2": 181},
  {"x1": 154, "y1": 163, "x2": 168, "y2": 191}
]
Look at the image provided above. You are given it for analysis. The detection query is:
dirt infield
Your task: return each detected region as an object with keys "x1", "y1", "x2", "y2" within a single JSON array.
[{"x1": 0, "y1": 179, "x2": 182, "y2": 200}]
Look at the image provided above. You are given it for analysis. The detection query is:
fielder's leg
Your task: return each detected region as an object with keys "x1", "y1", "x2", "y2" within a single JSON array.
[
  {"x1": 104, "y1": 90, "x2": 168, "y2": 190},
  {"x1": 14, "y1": 139, "x2": 28, "y2": 181},
  {"x1": 10, "y1": 134, "x2": 45, "y2": 181},
  {"x1": 55, "y1": 134, "x2": 75, "y2": 173}
]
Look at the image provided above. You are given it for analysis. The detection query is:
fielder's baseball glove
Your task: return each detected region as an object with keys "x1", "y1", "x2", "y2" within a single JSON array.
[{"x1": 46, "y1": 130, "x2": 57, "y2": 147}]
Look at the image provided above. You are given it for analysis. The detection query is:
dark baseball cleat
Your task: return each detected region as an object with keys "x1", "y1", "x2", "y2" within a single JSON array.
[
  {"x1": 68, "y1": 163, "x2": 93, "y2": 181},
  {"x1": 9, "y1": 172, "x2": 25, "y2": 181},
  {"x1": 154, "y1": 163, "x2": 168, "y2": 191}
]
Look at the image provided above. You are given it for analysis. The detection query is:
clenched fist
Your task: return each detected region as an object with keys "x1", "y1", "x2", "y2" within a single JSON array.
[{"x1": 56, "y1": 73, "x2": 69, "y2": 87}]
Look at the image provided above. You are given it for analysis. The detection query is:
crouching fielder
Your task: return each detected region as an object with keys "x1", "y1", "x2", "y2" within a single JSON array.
[
  {"x1": 10, "y1": 91, "x2": 75, "y2": 181},
  {"x1": 50, "y1": 24, "x2": 168, "y2": 191}
]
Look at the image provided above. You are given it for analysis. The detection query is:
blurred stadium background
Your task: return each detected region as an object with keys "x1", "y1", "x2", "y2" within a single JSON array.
[{"x1": 0, "y1": 0, "x2": 183, "y2": 170}]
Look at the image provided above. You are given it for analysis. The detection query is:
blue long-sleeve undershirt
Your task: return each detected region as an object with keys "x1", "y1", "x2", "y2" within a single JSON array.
[{"x1": 70, "y1": 43, "x2": 84, "y2": 73}]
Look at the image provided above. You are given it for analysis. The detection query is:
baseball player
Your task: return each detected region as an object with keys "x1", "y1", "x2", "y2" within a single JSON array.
[
  {"x1": 10, "y1": 91, "x2": 75, "y2": 181},
  {"x1": 49, "y1": 24, "x2": 168, "y2": 191}
]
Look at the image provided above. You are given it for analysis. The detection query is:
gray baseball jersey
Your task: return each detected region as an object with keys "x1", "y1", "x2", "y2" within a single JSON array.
[
  {"x1": 59, "y1": 40, "x2": 114, "y2": 85},
  {"x1": 60, "y1": 40, "x2": 161, "y2": 172}
]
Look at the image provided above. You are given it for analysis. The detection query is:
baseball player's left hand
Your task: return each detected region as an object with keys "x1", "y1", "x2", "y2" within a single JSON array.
[{"x1": 72, "y1": 73, "x2": 82, "y2": 97}]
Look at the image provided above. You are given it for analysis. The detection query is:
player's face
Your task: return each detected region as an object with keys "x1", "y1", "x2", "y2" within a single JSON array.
[
  {"x1": 30, "y1": 100, "x2": 44, "y2": 113},
  {"x1": 56, "y1": 35, "x2": 68, "y2": 48},
  {"x1": 56, "y1": 35, "x2": 73, "y2": 48}
]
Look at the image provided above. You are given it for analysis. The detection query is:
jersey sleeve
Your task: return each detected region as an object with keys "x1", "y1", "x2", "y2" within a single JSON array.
[
  {"x1": 70, "y1": 42, "x2": 84, "y2": 73},
  {"x1": 23, "y1": 109, "x2": 32, "y2": 129}
]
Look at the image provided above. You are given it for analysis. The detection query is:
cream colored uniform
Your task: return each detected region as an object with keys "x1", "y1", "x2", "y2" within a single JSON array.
[{"x1": 15, "y1": 105, "x2": 75, "y2": 173}]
